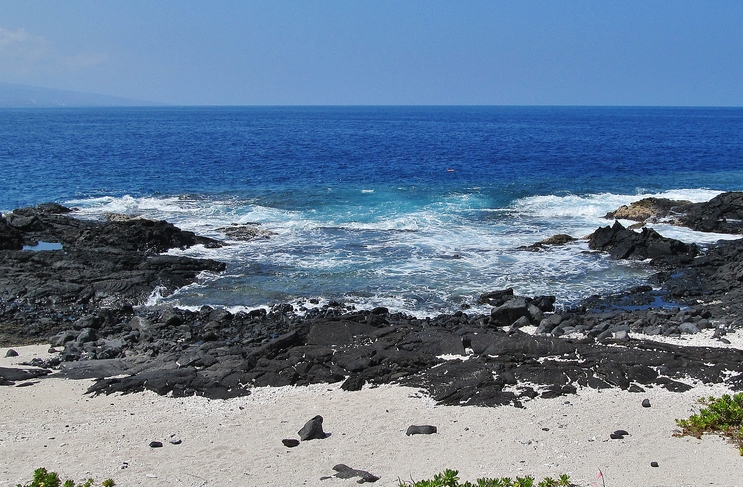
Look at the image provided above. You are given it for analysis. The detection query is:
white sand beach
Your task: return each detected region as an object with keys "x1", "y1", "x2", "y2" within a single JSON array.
[{"x1": 1, "y1": 345, "x2": 742, "y2": 487}]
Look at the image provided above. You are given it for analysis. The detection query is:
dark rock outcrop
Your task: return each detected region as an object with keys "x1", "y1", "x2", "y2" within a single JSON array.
[
  {"x1": 0, "y1": 204, "x2": 225, "y2": 345},
  {"x1": 0, "y1": 366, "x2": 52, "y2": 385},
  {"x1": 589, "y1": 221, "x2": 697, "y2": 264},
  {"x1": 31, "y1": 293, "x2": 737, "y2": 406},
  {"x1": 605, "y1": 192, "x2": 743, "y2": 234},
  {"x1": 216, "y1": 223, "x2": 277, "y2": 241},
  {"x1": 605, "y1": 197, "x2": 691, "y2": 222},
  {"x1": 677, "y1": 192, "x2": 743, "y2": 234},
  {"x1": 519, "y1": 234, "x2": 577, "y2": 251},
  {"x1": 0, "y1": 215, "x2": 24, "y2": 250},
  {"x1": 4, "y1": 195, "x2": 743, "y2": 412}
]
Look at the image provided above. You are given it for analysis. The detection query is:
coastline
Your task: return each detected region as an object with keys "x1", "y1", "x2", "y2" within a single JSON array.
[
  {"x1": 3, "y1": 193, "x2": 743, "y2": 485},
  {"x1": 2, "y1": 345, "x2": 742, "y2": 487}
]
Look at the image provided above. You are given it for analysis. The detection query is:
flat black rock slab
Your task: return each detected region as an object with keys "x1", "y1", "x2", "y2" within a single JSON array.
[
  {"x1": 406, "y1": 425, "x2": 437, "y2": 436},
  {"x1": 0, "y1": 366, "x2": 52, "y2": 384}
]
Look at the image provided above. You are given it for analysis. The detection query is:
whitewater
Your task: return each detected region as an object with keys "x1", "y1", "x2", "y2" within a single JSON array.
[
  {"x1": 65, "y1": 189, "x2": 737, "y2": 317},
  {"x1": 2, "y1": 106, "x2": 742, "y2": 316}
]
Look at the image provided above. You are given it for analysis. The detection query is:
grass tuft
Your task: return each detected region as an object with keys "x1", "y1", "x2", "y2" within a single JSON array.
[
  {"x1": 15, "y1": 468, "x2": 114, "y2": 487},
  {"x1": 675, "y1": 392, "x2": 743, "y2": 455},
  {"x1": 398, "y1": 469, "x2": 574, "y2": 487}
]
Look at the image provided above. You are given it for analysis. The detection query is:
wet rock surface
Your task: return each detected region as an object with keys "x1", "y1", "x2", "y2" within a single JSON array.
[
  {"x1": 0, "y1": 204, "x2": 224, "y2": 344},
  {"x1": 3, "y1": 197, "x2": 743, "y2": 407},
  {"x1": 604, "y1": 197, "x2": 692, "y2": 223},
  {"x1": 678, "y1": 192, "x2": 743, "y2": 234},
  {"x1": 589, "y1": 221, "x2": 697, "y2": 265},
  {"x1": 216, "y1": 223, "x2": 277, "y2": 241},
  {"x1": 605, "y1": 191, "x2": 743, "y2": 234}
]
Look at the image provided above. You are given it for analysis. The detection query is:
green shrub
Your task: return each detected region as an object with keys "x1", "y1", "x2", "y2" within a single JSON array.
[
  {"x1": 16, "y1": 468, "x2": 114, "y2": 487},
  {"x1": 398, "y1": 469, "x2": 574, "y2": 487},
  {"x1": 676, "y1": 393, "x2": 743, "y2": 455}
]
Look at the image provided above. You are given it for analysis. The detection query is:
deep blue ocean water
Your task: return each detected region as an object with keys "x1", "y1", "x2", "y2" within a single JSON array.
[{"x1": 2, "y1": 106, "x2": 743, "y2": 315}]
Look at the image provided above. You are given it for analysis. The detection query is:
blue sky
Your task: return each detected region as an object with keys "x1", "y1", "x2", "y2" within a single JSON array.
[{"x1": 1, "y1": 0, "x2": 742, "y2": 106}]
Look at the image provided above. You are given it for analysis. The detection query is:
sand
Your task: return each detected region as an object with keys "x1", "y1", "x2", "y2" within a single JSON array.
[{"x1": 1, "y1": 344, "x2": 742, "y2": 487}]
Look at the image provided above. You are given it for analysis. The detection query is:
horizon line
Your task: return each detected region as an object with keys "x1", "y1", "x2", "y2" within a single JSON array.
[{"x1": 3, "y1": 103, "x2": 743, "y2": 109}]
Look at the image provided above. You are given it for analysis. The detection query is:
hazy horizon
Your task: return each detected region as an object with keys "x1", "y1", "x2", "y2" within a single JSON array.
[
  {"x1": 1, "y1": 1, "x2": 742, "y2": 108},
  {"x1": 4, "y1": 82, "x2": 743, "y2": 109}
]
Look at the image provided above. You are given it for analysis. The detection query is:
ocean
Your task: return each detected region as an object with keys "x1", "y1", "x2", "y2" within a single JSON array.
[{"x1": 2, "y1": 106, "x2": 743, "y2": 316}]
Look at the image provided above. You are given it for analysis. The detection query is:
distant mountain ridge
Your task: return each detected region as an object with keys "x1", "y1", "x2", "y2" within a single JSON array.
[{"x1": 0, "y1": 82, "x2": 162, "y2": 108}]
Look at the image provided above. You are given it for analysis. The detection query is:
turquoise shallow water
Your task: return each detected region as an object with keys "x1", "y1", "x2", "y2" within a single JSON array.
[{"x1": 2, "y1": 106, "x2": 743, "y2": 315}]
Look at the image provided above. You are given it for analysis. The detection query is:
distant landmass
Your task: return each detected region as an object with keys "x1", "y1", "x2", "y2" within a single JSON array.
[{"x1": 0, "y1": 82, "x2": 163, "y2": 108}]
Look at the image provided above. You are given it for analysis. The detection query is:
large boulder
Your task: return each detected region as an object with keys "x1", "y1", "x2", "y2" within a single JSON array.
[
  {"x1": 589, "y1": 221, "x2": 697, "y2": 262},
  {"x1": 0, "y1": 204, "x2": 227, "y2": 344},
  {"x1": 605, "y1": 197, "x2": 691, "y2": 222},
  {"x1": 677, "y1": 192, "x2": 743, "y2": 234},
  {"x1": 479, "y1": 288, "x2": 514, "y2": 306},
  {"x1": 298, "y1": 415, "x2": 326, "y2": 441},
  {"x1": 606, "y1": 192, "x2": 743, "y2": 234},
  {"x1": 489, "y1": 297, "x2": 544, "y2": 327}
]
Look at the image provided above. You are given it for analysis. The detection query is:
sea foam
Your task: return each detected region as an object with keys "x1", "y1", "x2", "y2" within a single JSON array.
[{"x1": 68, "y1": 189, "x2": 731, "y2": 316}]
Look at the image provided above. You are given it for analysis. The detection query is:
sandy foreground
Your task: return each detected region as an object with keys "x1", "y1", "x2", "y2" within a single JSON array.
[{"x1": 1, "y1": 344, "x2": 742, "y2": 487}]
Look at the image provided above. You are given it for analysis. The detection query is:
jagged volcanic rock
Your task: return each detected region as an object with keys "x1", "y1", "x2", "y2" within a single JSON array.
[
  {"x1": 589, "y1": 221, "x2": 697, "y2": 264},
  {"x1": 4, "y1": 195, "x2": 743, "y2": 409},
  {"x1": 0, "y1": 204, "x2": 224, "y2": 344},
  {"x1": 605, "y1": 197, "x2": 691, "y2": 222},
  {"x1": 677, "y1": 191, "x2": 743, "y2": 234}
]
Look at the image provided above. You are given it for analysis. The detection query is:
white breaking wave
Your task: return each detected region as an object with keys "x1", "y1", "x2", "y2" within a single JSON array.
[{"x1": 66, "y1": 188, "x2": 737, "y2": 315}]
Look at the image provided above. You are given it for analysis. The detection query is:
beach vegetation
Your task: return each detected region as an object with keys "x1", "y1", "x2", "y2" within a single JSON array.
[
  {"x1": 675, "y1": 393, "x2": 743, "y2": 455},
  {"x1": 15, "y1": 468, "x2": 114, "y2": 487},
  {"x1": 397, "y1": 469, "x2": 574, "y2": 487}
]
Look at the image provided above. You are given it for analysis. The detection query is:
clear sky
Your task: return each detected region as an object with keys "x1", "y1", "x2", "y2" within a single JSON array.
[{"x1": 1, "y1": 0, "x2": 742, "y2": 106}]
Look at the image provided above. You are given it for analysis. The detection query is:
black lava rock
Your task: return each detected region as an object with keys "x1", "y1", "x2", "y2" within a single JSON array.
[
  {"x1": 589, "y1": 221, "x2": 697, "y2": 264},
  {"x1": 610, "y1": 429, "x2": 629, "y2": 439},
  {"x1": 341, "y1": 374, "x2": 365, "y2": 391},
  {"x1": 6, "y1": 195, "x2": 743, "y2": 413},
  {"x1": 406, "y1": 425, "x2": 438, "y2": 436},
  {"x1": 298, "y1": 415, "x2": 326, "y2": 441}
]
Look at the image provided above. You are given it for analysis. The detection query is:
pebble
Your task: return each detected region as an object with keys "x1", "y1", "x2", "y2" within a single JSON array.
[
  {"x1": 149, "y1": 441, "x2": 163, "y2": 448},
  {"x1": 642, "y1": 398, "x2": 651, "y2": 408},
  {"x1": 610, "y1": 429, "x2": 629, "y2": 439},
  {"x1": 406, "y1": 425, "x2": 438, "y2": 436}
]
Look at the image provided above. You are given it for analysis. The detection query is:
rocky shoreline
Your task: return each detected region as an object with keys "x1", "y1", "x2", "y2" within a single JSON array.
[{"x1": 2, "y1": 193, "x2": 743, "y2": 406}]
